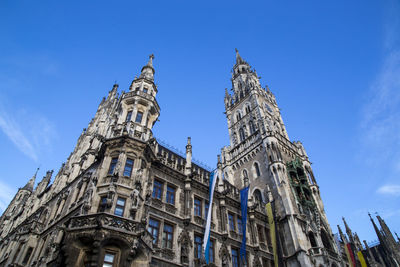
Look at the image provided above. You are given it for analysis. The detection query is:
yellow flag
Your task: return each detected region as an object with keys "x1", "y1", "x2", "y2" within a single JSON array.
[
  {"x1": 266, "y1": 203, "x2": 278, "y2": 267},
  {"x1": 357, "y1": 251, "x2": 367, "y2": 267}
]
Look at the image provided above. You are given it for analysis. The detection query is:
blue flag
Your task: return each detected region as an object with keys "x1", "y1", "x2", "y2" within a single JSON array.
[
  {"x1": 203, "y1": 171, "x2": 218, "y2": 263},
  {"x1": 240, "y1": 186, "x2": 249, "y2": 265}
]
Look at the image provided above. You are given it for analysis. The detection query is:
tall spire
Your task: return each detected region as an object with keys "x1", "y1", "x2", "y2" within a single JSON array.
[
  {"x1": 140, "y1": 54, "x2": 155, "y2": 80},
  {"x1": 337, "y1": 225, "x2": 348, "y2": 243},
  {"x1": 235, "y1": 48, "x2": 246, "y2": 65},
  {"x1": 342, "y1": 217, "x2": 354, "y2": 243},
  {"x1": 369, "y1": 213, "x2": 385, "y2": 244},
  {"x1": 376, "y1": 215, "x2": 399, "y2": 248},
  {"x1": 22, "y1": 168, "x2": 39, "y2": 192}
]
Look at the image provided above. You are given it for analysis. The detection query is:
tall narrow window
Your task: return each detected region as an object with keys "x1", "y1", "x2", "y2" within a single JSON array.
[
  {"x1": 254, "y1": 162, "x2": 261, "y2": 177},
  {"x1": 152, "y1": 180, "x2": 163, "y2": 199},
  {"x1": 249, "y1": 120, "x2": 255, "y2": 134},
  {"x1": 108, "y1": 157, "x2": 118, "y2": 175},
  {"x1": 232, "y1": 248, "x2": 239, "y2": 267},
  {"x1": 103, "y1": 252, "x2": 115, "y2": 267},
  {"x1": 148, "y1": 218, "x2": 160, "y2": 245},
  {"x1": 98, "y1": 196, "x2": 108, "y2": 212},
  {"x1": 209, "y1": 240, "x2": 215, "y2": 263},
  {"x1": 135, "y1": 111, "x2": 143, "y2": 123},
  {"x1": 205, "y1": 201, "x2": 209, "y2": 219},
  {"x1": 257, "y1": 224, "x2": 265, "y2": 243},
  {"x1": 163, "y1": 223, "x2": 174, "y2": 249},
  {"x1": 194, "y1": 235, "x2": 202, "y2": 259},
  {"x1": 166, "y1": 185, "x2": 175, "y2": 205},
  {"x1": 239, "y1": 128, "x2": 245, "y2": 142},
  {"x1": 228, "y1": 213, "x2": 235, "y2": 231},
  {"x1": 194, "y1": 198, "x2": 202, "y2": 217},
  {"x1": 114, "y1": 197, "x2": 126, "y2": 216},
  {"x1": 125, "y1": 111, "x2": 132, "y2": 122},
  {"x1": 123, "y1": 158, "x2": 134, "y2": 177},
  {"x1": 238, "y1": 216, "x2": 243, "y2": 234},
  {"x1": 22, "y1": 247, "x2": 33, "y2": 264}
]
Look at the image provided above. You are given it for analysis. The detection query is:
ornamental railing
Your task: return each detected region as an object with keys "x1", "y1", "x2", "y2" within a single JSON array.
[{"x1": 68, "y1": 213, "x2": 138, "y2": 234}]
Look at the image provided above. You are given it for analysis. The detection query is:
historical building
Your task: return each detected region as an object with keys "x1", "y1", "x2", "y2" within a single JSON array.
[
  {"x1": 336, "y1": 215, "x2": 400, "y2": 267},
  {"x1": 0, "y1": 51, "x2": 343, "y2": 266}
]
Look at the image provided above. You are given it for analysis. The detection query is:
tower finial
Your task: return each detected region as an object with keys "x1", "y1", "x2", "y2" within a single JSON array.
[
  {"x1": 22, "y1": 167, "x2": 39, "y2": 192},
  {"x1": 148, "y1": 54, "x2": 154, "y2": 67}
]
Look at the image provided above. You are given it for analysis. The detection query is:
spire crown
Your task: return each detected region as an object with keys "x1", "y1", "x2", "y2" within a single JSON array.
[
  {"x1": 22, "y1": 167, "x2": 39, "y2": 192},
  {"x1": 235, "y1": 48, "x2": 246, "y2": 65},
  {"x1": 140, "y1": 54, "x2": 155, "y2": 80}
]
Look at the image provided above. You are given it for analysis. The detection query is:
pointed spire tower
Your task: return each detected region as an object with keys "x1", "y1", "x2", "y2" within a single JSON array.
[
  {"x1": 22, "y1": 168, "x2": 39, "y2": 192},
  {"x1": 342, "y1": 217, "x2": 355, "y2": 243}
]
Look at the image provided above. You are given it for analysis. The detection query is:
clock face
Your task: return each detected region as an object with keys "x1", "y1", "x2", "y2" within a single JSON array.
[{"x1": 265, "y1": 103, "x2": 273, "y2": 113}]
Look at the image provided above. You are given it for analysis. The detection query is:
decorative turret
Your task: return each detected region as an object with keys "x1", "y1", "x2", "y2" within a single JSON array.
[
  {"x1": 337, "y1": 225, "x2": 348, "y2": 243},
  {"x1": 22, "y1": 168, "x2": 39, "y2": 192},
  {"x1": 342, "y1": 217, "x2": 354, "y2": 243},
  {"x1": 139, "y1": 54, "x2": 155, "y2": 81}
]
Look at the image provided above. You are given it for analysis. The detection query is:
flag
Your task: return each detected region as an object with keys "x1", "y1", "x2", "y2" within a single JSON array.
[
  {"x1": 239, "y1": 186, "x2": 249, "y2": 265},
  {"x1": 266, "y1": 202, "x2": 279, "y2": 267},
  {"x1": 203, "y1": 170, "x2": 217, "y2": 263},
  {"x1": 357, "y1": 251, "x2": 367, "y2": 267}
]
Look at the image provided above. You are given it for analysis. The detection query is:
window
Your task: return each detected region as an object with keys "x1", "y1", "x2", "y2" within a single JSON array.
[
  {"x1": 123, "y1": 158, "x2": 134, "y2": 177},
  {"x1": 228, "y1": 213, "x2": 235, "y2": 231},
  {"x1": 238, "y1": 216, "x2": 243, "y2": 234},
  {"x1": 254, "y1": 162, "x2": 261, "y2": 177},
  {"x1": 205, "y1": 201, "x2": 209, "y2": 219},
  {"x1": 22, "y1": 247, "x2": 33, "y2": 264},
  {"x1": 135, "y1": 111, "x2": 143, "y2": 123},
  {"x1": 239, "y1": 128, "x2": 245, "y2": 142},
  {"x1": 148, "y1": 218, "x2": 160, "y2": 245},
  {"x1": 98, "y1": 196, "x2": 108, "y2": 212},
  {"x1": 108, "y1": 157, "x2": 118, "y2": 175},
  {"x1": 114, "y1": 197, "x2": 126, "y2": 216},
  {"x1": 209, "y1": 240, "x2": 215, "y2": 263},
  {"x1": 254, "y1": 189, "x2": 263, "y2": 206},
  {"x1": 103, "y1": 252, "x2": 115, "y2": 267},
  {"x1": 232, "y1": 248, "x2": 239, "y2": 267},
  {"x1": 163, "y1": 223, "x2": 174, "y2": 249},
  {"x1": 257, "y1": 224, "x2": 265, "y2": 243},
  {"x1": 194, "y1": 198, "x2": 202, "y2": 217},
  {"x1": 125, "y1": 111, "x2": 132, "y2": 122},
  {"x1": 307, "y1": 170, "x2": 314, "y2": 185},
  {"x1": 249, "y1": 120, "x2": 255, "y2": 134},
  {"x1": 194, "y1": 235, "x2": 202, "y2": 259},
  {"x1": 166, "y1": 185, "x2": 175, "y2": 205},
  {"x1": 143, "y1": 88, "x2": 148, "y2": 93},
  {"x1": 245, "y1": 105, "x2": 251, "y2": 114},
  {"x1": 152, "y1": 180, "x2": 163, "y2": 199}
]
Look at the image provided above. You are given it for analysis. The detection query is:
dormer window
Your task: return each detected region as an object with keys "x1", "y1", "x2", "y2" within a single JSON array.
[{"x1": 135, "y1": 111, "x2": 143, "y2": 123}]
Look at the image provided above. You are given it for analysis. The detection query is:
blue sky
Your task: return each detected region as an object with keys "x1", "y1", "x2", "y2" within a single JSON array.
[{"x1": 0, "y1": 1, "x2": 399, "y2": 243}]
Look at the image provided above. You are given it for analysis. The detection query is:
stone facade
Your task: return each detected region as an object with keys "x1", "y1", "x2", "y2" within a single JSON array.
[{"x1": 0, "y1": 52, "x2": 342, "y2": 266}]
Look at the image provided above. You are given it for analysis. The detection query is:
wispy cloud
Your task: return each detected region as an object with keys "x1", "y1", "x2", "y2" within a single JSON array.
[
  {"x1": 360, "y1": 1, "x2": 400, "y2": 172},
  {"x1": 0, "y1": 181, "x2": 16, "y2": 214},
  {"x1": 377, "y1": 185, "x2": 400, "y2": 196},
  {"x1": 0, "y1": 103, "x2": 56, "y2": 162}
]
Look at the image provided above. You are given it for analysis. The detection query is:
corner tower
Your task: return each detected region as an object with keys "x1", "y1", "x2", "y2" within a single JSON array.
[{"x1": 221, "y1": 50, "x2": 341, "y2": 267}]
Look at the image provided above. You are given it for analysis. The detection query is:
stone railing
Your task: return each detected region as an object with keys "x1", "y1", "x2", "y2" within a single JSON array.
[
  {"x1": 68, "y1": 213, "x2": 138, "y2": 234},
  {"x1": 229, "y1": 131, "x2": 262, "y2": 163}
]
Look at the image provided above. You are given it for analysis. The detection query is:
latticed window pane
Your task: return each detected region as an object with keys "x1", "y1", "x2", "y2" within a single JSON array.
[
  {"x1": 228, "y1": 213, "x2": 235, "y2": 231},
  {"x1": 163, "y1": 223, "x2": 174, "y2": 249},
  {"x1": 205, "y1": 201, "x2": 209, "y2": 219},
  {"x1": 232, "y1": 248, "x2": 239, "y2": 267},
  {"x1": 135, "y1": 111, "x2": 143, "y2": 123},
  {"x1": 166, "y1": 186, "x2": 175, "y2": 205},
  {"x1": 209, "y1": 240, "x2": 215, "y2": 263},
  {"x1": 114, "y1": 197, "x2": 126, "y2": 217},
  {"x1": 108, "y1": 158, "x2": 118, "y2": 175},
  {"x1": 238, "y1": 217, "x2": 243, "y2": 234},
  {"x1": 103, "y1": 253, "x2": 115, "y2": 267},
  {"x1": 123, "y1": 158, "x2": 134, "y2": 177},
  {"x1": 194, "y1": 198, "x2": 202, "y2": 216},
  {"x1": 126, "y1": 111, "x2": 132, "y2": 122},
  {"x1": 148, "y1": 219, "x2": 160, "y2": 244},
  {"x1": 194, "y1": 235, "x2": 202, "y2": 259},
  {"x1": 152, "y1": 180, "x2": 163, "y2": 199}
]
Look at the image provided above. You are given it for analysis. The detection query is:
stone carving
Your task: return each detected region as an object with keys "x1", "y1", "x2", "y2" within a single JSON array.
[{"x1": 219, "y1": 242, "x2": 231, "y2": 267}]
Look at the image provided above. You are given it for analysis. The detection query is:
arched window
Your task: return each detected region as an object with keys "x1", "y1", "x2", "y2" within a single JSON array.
[
  {"x1": 245, "y1": 105, "x2": 251, "y2": 114},
  {"x1": 239, "y1": 128, "x2": 245, "y2": 142},
  {"x1": 249, "y1": 121, "x2": 255, "y2": 134},
  {"x1": 308, "y1": 232, "x2": 317, "y2": 247},
  {"x1": 253, "y1": 189, "x2": 263, "y2": 206},
  {"x1": 307, "y1": 169, "x2": 314, "y2": 185},
  {"x1": 243, "y1": 169, "x2": 248, "y2": 178},
  {"x1": 321, "y1": 229, "x2": 333, "y2": 250},
  {"x1": 236, "y1": 112, "x2": 242, "y2": 122},
  {"x1": 254, "y1": 162, "x2": 261, "y2": 177}
]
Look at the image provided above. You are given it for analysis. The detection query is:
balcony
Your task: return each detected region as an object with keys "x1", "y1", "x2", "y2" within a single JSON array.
[{"x1": 68, "y1": 213, "x2": 138, "y2": 234}]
